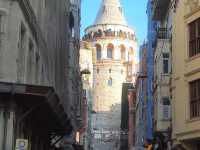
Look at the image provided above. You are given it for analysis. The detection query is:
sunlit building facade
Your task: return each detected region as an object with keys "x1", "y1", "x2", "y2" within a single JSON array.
[{"x1": 172, "y1": 0, "x2": 200, "y2": 149}]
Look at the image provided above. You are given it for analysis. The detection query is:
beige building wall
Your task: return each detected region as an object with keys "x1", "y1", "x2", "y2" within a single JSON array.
[
  {"x1": 154, "y1": 38, "x2": 171, "y2": 132},
  {"x1": 80, "y1": 42, "x2": 94, "y2": 88},
  {"x1": 172, "y1": 0, "x2": 200, "y2": 149}
]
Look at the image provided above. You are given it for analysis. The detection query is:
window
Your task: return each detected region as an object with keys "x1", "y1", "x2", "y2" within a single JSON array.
[
  {"x1": 96, "y1": 44, "x2": 101, "y2": 60},
  {"x1": 121, "y1": 69, "x2": 123, "y2": 74},
  {"x1": 163, "y1": 53, "x2": 169, "y2": 74},
  {"x1": 0, "y1": 15, "x2": 2, "y2": 33},
  {"x1": 35, "y1": 51, "x2": 40, "y2": 83},
  {"x1": 190, "y1": 79, "x2": 200, "y2": 118},
  {"x1": 97, "y1": 68, "x2": 99, "y2": 74},
  {"x1": 162, "y1": 97, "x2": 171, "y2": 120},
  {"x1": 27, "y1": 39, "x2": 35, "y2": 83},
  {"x1": 127, "y1": 65, "x2": 132, "y2": 76},
  {"x1": 118, "y1": 7, "x2": 122, "y2": 13},
  {"x1": 163, "y1": 97, "x2": 170, "y2": 105},
  {"x1": 189, "y1": 18, "x2": 200, "y2": 57},
  {"x1": 0, "y1": 15, "x2": 3, "y2": 53},
  {"x1": 109, "y1": 69, "x2": 111, "y2": 73},
  {"x1": 107, "y1": 44, "x2": 114, "y2": 59},
  {"x1": 69, "y1": 12, "x2": 75, "y2": 37},
  {"x1": 120, "y1": 45, "x2": 126, "y2": 60},
  {"x1": 17, "y1": 23, "x2": 26, "y2": 82},
  {"x1": 128, "y1": 47, "x2": 134, "y2": 62},
  {"x1": 108, "y1": 78, "x2": 112, "y2": 86}
]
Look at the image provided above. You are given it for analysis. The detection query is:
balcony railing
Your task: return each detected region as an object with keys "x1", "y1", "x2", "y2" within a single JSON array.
[
  {"x1": 152, "y1": 0, "x2": 170, "y2": 21},
  {"x1": 157, "y1": 28, "x2": 169, "y2": 39},
  {"x1": 83, "y1": 29, "x2": 136, "y2": 41}
]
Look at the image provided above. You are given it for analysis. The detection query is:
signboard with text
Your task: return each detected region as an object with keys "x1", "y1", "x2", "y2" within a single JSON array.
[{"x1": 15, "y1": 139, "x2": 28, "y2": 150}]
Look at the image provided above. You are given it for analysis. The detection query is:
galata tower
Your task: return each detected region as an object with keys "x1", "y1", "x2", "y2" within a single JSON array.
[{"x1": 83, "y1": 0, "x2": 137, "y2": 149}]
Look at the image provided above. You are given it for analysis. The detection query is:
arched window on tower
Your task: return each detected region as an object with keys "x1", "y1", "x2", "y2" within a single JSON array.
[
  {"x1": 128, "y1": 47, "x2": 134, "y2": 62},
  {"x1": 96, "y1": 44, "x2": 102, "y2": 60},
  {"x1": 108, "y1": 77, "x2": 112, "y2": 86},
  {"x1": 120, "y1": 45, "x2": 126, "y2": 61},
  {"x1": 107, "y1": 43, "x2": 114, "y2": 59}
]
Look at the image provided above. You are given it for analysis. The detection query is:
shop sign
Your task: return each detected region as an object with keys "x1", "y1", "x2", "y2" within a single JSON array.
[{"x1": 15, "y1": 139, "x2": 28, "y2": 150}]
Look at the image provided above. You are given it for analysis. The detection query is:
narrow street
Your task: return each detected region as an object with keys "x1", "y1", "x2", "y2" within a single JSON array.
[{"x1": 0, "y1": 0, "x2": 199, "y2": 150}]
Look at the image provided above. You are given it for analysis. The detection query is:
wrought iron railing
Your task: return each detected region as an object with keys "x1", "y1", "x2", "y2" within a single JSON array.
[{"x1": 157, "y1": 28, "x2": 169, "y2": 39}]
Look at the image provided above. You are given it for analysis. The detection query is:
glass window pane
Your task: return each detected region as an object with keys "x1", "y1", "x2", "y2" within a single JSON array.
[
  {"x1": 163, "y1": 59, "x2": 169, "y2": 74},
  {"x1": 107, "y1": 48, "x2": 113, "y2": 59}
]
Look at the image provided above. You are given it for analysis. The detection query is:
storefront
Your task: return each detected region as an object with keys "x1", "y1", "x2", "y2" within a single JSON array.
[{"x1": 0, "y1": 82, "x2": 72, "y2": 150}]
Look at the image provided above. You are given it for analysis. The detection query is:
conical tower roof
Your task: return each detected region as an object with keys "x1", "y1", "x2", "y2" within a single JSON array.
[{"x1": 94, "y1": 0, "x2": 127, "y2": 25}]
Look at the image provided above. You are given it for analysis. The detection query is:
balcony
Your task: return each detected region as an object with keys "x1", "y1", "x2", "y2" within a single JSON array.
[
  {"x1": 154, "y1": 28, "x2": 170, "y2": 50},
  {"x1": 152, "y1": 0, "x2": 170, "y2": 21},
  {"x1": 157, "y1": 28, "x2": 169, "y2": 39}
]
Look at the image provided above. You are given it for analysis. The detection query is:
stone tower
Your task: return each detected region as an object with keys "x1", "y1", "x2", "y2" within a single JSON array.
[{"x1": 83, "y1": 0, "x2": 137, "y2": 149}]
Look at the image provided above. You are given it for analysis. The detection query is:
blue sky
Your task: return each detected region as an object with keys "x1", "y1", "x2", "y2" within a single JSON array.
[{"x1": 81, "y1": 0, "x2": 148, "y2": 45}]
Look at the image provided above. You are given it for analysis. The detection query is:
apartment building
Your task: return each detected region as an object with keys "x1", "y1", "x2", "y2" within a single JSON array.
[
  {"x1": 152, "y1": 0, "x2": 173, "y2": 148},
  {"x1": 172, "y1": 0, "x2": 200, "y2": 149},
  {"x1": 0, "y1": 0, "x2": 82, "y2": 149}
]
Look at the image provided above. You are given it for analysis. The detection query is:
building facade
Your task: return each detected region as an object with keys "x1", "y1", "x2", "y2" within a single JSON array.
[
  {"x1": 146, "y1": 0, "x2": 157, "y2": 143},
  {"x1": 83, "y1": 0, "x2": 137, "y2": 149},
  {"x1": 0, "y1": 0, "x2": 82, "y2": 149},
  {"x1": 151, "y1": 0, "x2": 173, "y2": 149},
  {"x1": 172, "y1": 0, "x2": 200, "y2": 149},
  {"x1": 79, "y1": 41, "x2": 94, "y2": 150},
  {"x1": 135, "y1": 42, "x2": 148, "y2": 149},
  {"x1": 127, "y1": 88, "x2": 136, "y2": 150}
]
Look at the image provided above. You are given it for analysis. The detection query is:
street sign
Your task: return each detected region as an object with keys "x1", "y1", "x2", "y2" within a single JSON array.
[{"x1": 15, "y1": 139, "x2": 28, "y2": 150}]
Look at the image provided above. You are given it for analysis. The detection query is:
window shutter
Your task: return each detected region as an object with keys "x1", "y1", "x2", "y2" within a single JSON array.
[{"x1": 163, "y1": 105, "x2": 171, "y2": 120}]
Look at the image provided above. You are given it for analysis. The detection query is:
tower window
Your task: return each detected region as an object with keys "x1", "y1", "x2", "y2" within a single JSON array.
[
  {"x1": 107, "y1": 43, "x2": 114, "y2": 59},
  {"x1": 108, "y1": 78, "x2": 112, "y2": 86},
  {"x1": 96, "y1": 44, "x2": 102, "y2": 60},
  {"x1": 128, "y1": 47, "x2": 134, "y2": 62},
  {"x1": 119, "y1": 7, "x2": 122, "y2": 13},
  {"x1": 121, "y1": 69, "x2": 123, "y2": 74},
  {"x1": 120, "y1": 45, "x2": 126, "y2": 60},
  {"x1": 109, "y1": 69, "x2": 111, "y2": 73}
]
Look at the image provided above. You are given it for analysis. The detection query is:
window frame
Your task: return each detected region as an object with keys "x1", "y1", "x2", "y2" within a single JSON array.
[
  {"x1": 120, "y1": 45, "x2": 126, "y2": 60},
  {"x1": 162, "y1": 97, "x2": 171, "y2": 120},
  {"x1": 107, "y1": 48, "x2": 113, "y2": 59},
  {"x1": 190, "y1": 79, "x2": 200, "y2": 118},
  {"x1": 107, "y1": 44, "x2": 114, "y2": 59},
  {"x1": 189, "y1": 18, "x2": 200, "y2": 57},
  {"x1": 163, "y1": 53, "x2": 169, "y2": 74},
  {"x1": 96, "y1": 44, "x2": 102, "y2": 60},
  {"x1": 108, "y1": 77, "x2": 112, "y2": 86}
]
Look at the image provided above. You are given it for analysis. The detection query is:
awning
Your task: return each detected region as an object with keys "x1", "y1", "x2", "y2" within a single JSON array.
[{"x1": 0, "y1": 81, "x2": 72, "y2": 136}]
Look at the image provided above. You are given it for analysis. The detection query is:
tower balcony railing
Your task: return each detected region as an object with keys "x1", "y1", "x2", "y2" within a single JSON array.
[
  {"x1": 152, "y1": 0, "x2": 170, "y2": 21},
  {"x1": 83, "y1": 29, "x2": 136, "y2": 41}
]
